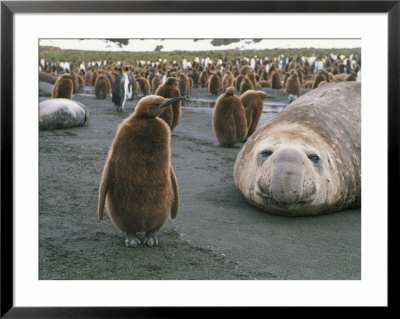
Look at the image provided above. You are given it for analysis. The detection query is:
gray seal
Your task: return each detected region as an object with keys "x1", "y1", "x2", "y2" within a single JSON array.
[
  {"x1": 39, "y1": 98, "x2": 89, "y2": 131},
  {"x1": 233, "y1": 81, "x2": 361, "y2": 216}
]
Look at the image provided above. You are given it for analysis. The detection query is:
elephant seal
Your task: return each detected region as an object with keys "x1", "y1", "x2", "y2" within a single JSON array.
[
  {"x1": 39, "y1": 81, "x2": 54, "y2": 97},
  {"x1": 39, "y1": 71, "x2": 58, "y2": 84},
  {"x1": 233, "y1": 81, "x2": 361, "y2": 216},
  {"x1": 39, "y1": 98, "x2": 89, "y2": 131}
]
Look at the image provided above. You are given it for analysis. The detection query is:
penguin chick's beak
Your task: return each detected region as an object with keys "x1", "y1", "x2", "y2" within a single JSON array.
[{"x1": 160, "y1": 97, "x2": 186, "y2": 107}]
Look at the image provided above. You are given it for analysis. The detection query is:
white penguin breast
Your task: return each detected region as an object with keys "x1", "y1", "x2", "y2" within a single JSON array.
[{"x1": 123, "y1": 73, "x2": 129, "y2": 97}]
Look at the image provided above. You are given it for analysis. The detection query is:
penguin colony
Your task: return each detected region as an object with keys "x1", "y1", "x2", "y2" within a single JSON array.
[
  {"x1": 41, "y1": 52, "x2": 360, "y2": 106},
  {"x1": 39, "y1": 52, "x2": 361, "y2": 246}
]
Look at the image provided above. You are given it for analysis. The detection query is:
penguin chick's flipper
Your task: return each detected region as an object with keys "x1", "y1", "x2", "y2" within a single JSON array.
[
  {"x1": 97, "y1": 153, "x2": 112, "y2": 221},
  {"x1": 125, "y1": 232, "x2": 141, "y2": 248},
  {"x1": 170, "y1": 166, "x2": 179, "y2": 219},
  {"x1": 143, "y1": 231, "x2": 159, "y2": 246}
]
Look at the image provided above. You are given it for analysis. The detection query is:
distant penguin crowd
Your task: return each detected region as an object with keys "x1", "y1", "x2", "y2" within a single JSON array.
[{"x1": 39, "y1": 52, "x2": 360, "y2": 106}]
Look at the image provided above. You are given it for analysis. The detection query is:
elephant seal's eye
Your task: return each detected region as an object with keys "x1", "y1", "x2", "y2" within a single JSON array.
[
  {"x1": 260, "y1": 150, "x2": 273, "y2": 159},
  {"x1": 308, "y1": 154, "x2": 320, "y2": 163}
]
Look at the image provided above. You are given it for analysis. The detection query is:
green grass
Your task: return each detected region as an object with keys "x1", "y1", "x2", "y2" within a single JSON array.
[{"x1": 39, "y1": 45, "x2": 361, "y2": 63}]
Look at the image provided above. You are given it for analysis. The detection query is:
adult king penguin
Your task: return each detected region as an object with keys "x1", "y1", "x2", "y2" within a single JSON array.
[{"x1": 111, "y1": 67, "x2": 133, "y2": 112}]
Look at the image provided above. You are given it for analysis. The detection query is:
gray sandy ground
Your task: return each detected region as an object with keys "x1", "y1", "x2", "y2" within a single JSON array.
[{"x1": 39, "y1": 86, "x2": 360, "y2": 280}]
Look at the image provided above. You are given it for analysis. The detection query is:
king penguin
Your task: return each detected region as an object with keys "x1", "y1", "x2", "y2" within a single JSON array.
[
  {"x1": 98, "y1": 95, "x2": 186, "y2": 247},
  {"x1": 111, "y1": 67, "x2": 133, "y2": 112}
]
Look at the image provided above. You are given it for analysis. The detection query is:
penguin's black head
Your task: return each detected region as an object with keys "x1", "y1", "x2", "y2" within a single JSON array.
[{"x1": 133, "y1": 95, "x2": 186, "y2": 118}]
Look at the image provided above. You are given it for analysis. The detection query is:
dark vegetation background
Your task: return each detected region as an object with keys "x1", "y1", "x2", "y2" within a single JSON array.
[{"x1": 40, "y1": 45, "x2": 361, "y2": 63}]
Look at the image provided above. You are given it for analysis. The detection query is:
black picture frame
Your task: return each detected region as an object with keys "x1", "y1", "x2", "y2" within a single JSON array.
[{"x1": 1, "y1": 1, "x2": 396, "y2": 317}]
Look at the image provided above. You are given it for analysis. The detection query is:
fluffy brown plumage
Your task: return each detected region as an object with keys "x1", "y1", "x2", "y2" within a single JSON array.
[
  {"x1": 208, "y1": 72, "x2": 222, "y2": 95},
  {"x1": 313, "y1": 70, "x2": 329, "y2": 88},
  {"x1": 52, "y1": 74, "x2": 73, "y2": 99},
  {"x1": 187, "y1": 76, "x2": 193, "y2": 97},
  {"x1": 199, "y1": 70, "x2": 208, "y2": 88},
  {"x1": 98, "y1": 95, "x2": 182, "y2": 247},
  {"x1": 94, "y1": 74, "x2": 111, "y2": 99},
  {"x1": 155, "y1": 77, "x2": 181, "y2": 131},
  {"x1": 212, "y1": 87, "x2": 247, "y2": 147},
  {"x1": 235, "y1": 74, "x2": 244, "y2": 92},
  {"x1": 151, "y1": 75, "x2": 162, "y2": 94},
  {"x1": 239, "y1": 76, "x2": 254, "y2": 95},
  {"x1": 136, "y1": 77, "x2": 150, "y2": 95},
  {"x1": 271, "y1": 71, "x2": 283, "y2": 89},
  {"x1": 285, "y1": 72, "x2": 300, "y2": 97},
  {"x1": 178, "y1": 73, "x2": 190, "y2": 97},
  {"x1": 222, "y1": 72, "x2": 234, "y2": 92},
  {"x1": 240, "y1": 90, "x2": 268, "y2": 138}
]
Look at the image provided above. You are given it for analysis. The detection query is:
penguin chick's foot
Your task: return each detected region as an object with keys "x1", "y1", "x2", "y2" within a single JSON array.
[
  {"x1": 143, "y1": 232, "x2": 159, "y2": 246},
  {"x1": 125, "y1": 233, "x2": 141, "y2": 248}
]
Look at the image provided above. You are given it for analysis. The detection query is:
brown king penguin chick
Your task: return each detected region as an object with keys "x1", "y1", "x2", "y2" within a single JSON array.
[
  {"x1": 52, "y1": 73, "x2": 73, "y2": 99},
  {"x1": 261, "y1": 70, "x2": 269, "y2": 81},
  {"x1": 345, "y1": 71, "x2": 357, "y2": 81},
  {"x1": 136, "y1": 77, "x2": 150, "y2": 96},
  {"x1": 271, "y1": 70, "x2": 283, "y2": 89},
  {"x1": 246, "y1": 72, "x2": 257, "y2": 89},
  {"x1": 155, "y1": 77, "x2": 181, "y2": 131},
  {"x1": 312, "y1": 70, "x2": 328, "y2": 88},
  {"x1": 85, "y1": 70, "x2": 94, "y2": 86},
  {"x1": 235, "y1": 74, "x2": 245, "y2": 92},
  {"x1": 285, "y1": 71, "x2": 301, "y2": 102},
  {"x1": 94, "y1": 74, "x2": 111, "y2": 99},
  {"x1": 70, "y1": 71, "x2": 84, "y2": 93},
  {"x1": 239, "y1": 90, "x2": 269, "y2": 138},
  {"x1": 212, "y1": 87, "x2": 247, "y2": 147},
  {"x1": 208, "y1": 72, "x2": 222, "y2": 95},
  {"x1": 178, "y1": 72, "x2": 190, "y2": 97},
  {"x1": 91, "y1": 70, "x2": 99, "y2": 86},
  {"x1": 98, "y1": 95, "x2": 185, "y2": 247},
  {"x1": 239, "y1": 76, "x2": 254, "y2": 95},
  {"x1": 199, "y1": 70, "x2": 208, "y2": 88},
  {"x1": 151, "y1": 74, "x2": 162, "y2": 94},
  {"x1": 222, "y1": 72, "x2": 234, "y2": 92},
  {"x1": 187, "y1": 76, "x2": 194, "y2": 97}
]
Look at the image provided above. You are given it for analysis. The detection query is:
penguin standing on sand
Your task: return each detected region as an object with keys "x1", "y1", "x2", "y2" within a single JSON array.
[
  {"x1": 155, "y1": 77, "x2": 182, "y2": 131},
  {"x1": 212, "y1": 87, "x2": 247, "y2": 147},
  {"x1": 111, "y1": 67, "x2": 133, "y2": 112},
  {"x1": 98, "y1": 95, "x2": 185, "y2": 247},
  {"x1": 190, "y1": 68, "x2": 199, "y2": 88},
  {"x1": 239, "y1": 90, "x2": 269, "y2": 138}
]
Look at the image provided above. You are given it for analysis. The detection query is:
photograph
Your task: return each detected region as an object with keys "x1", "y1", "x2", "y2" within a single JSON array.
[
  {"x1": 2, "y1": 1, "x2": 394, "y2": 314},
  {"x1": 38, "y1": 38, "x2": 362, "y2": 280}
]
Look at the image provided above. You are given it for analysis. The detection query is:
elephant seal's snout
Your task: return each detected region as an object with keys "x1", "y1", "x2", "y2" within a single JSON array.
[{"x1": 270, "y1": 148, "x2": 305, "y2": 204}]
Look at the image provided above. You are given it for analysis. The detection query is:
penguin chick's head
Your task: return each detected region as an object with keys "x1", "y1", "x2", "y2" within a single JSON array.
[
  {"x1": 165, "y1": 77, "x2": 179, "y2": 86},
  {"x1": 134, "y1": 95, "x2": 185, "y2": 118}
]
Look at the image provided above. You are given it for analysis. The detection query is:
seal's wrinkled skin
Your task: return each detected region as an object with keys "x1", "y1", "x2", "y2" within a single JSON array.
[{"x1": 233, "y1": 81, "x2": 361, "y2": 216}]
